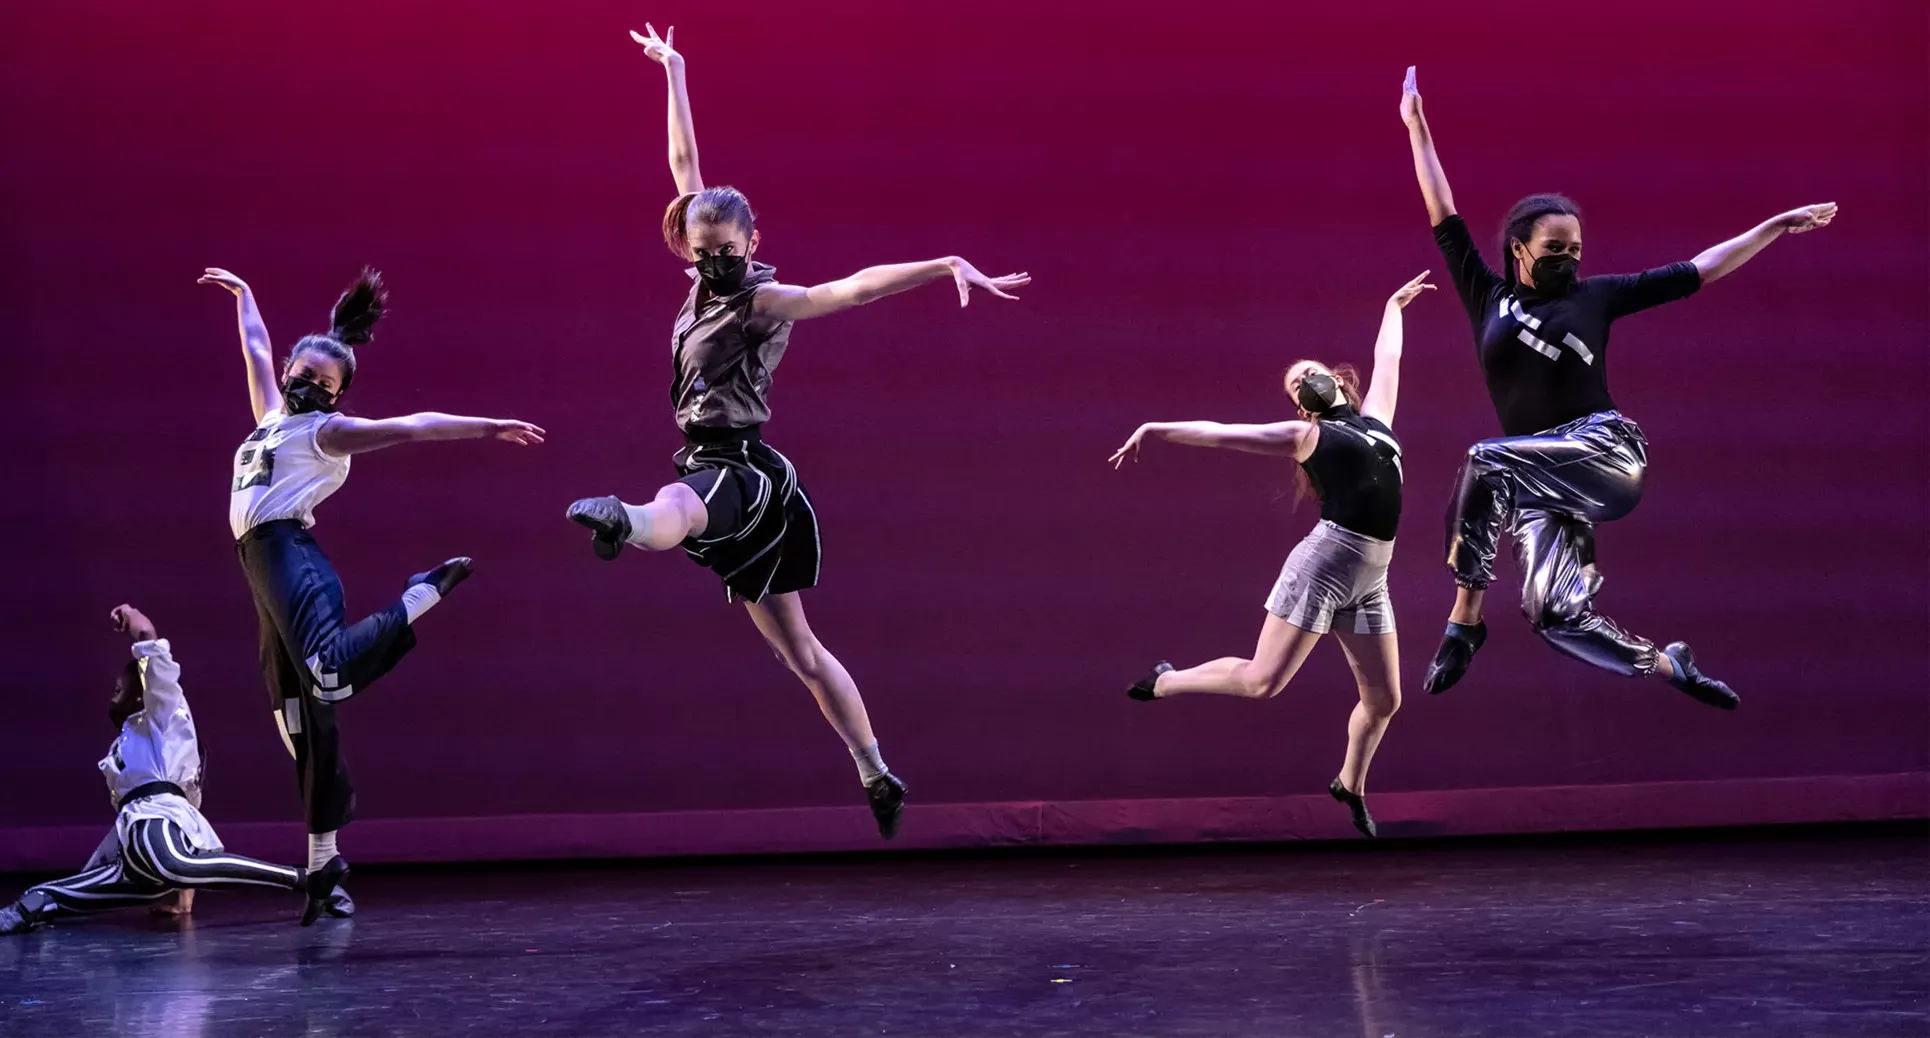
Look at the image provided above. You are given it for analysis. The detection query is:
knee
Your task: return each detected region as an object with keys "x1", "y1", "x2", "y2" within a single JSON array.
[
  {"x1": 771, "y1": 637, "x2": 831, "y2": 685},
  {"x1": 1526, "y1": 598, "x2": 1582, "y2": 634},
  {"x1": 1240, "y1": 666, "x2": 1289, "y2": 700},
  {"x1": 1360, "y1": 685, "x2": 1401, "y2": 719}
]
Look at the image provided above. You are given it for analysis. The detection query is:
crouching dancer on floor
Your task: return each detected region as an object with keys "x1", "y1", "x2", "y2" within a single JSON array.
[{"x1": 1, "y1": 605, "x2": 345, "y2": 935}]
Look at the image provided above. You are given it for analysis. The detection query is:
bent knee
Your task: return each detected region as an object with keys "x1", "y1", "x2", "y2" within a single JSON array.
[
  {"x1": 1361, "y1": 685, "x2": 1401, "y2": 718},
  {"x1": 771, "y1": 639, "x2": 832, "y2": 683}
]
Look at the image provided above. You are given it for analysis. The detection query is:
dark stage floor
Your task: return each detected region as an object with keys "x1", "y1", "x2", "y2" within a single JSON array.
[{"x1": 1, "y1": 827, "x2": 1925, "y2": 1037}]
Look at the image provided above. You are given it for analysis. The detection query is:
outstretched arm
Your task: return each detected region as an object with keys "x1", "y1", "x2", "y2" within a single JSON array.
[
  {"x1": 198, "y1": 269, "x2": 280, "y2": 422},
  {"x1": 632, "y1": 23, "x2": 702, "y2": 194},
  {"x1": 111, "y1": 604, "x2": 185, "y2": 721},
  {"x1": 1109, "y1": 420, "x2": 1312, "y2": 467},
  {"x1": 316, "y1": 414, "x2": 546, "y2": 457},
  {"x1": 1692, "y1": 203, "x2": 1836, "y2": 285},
  {"x1": 1401, "y1": 67, "x2": 1456, "y2": 226},
  {"x1": 1359, "y1": 272, "x2": 1435, "y2": 427},
  {"x1": 753, "y1": 257, "x2": 1030, "y2": 322}
]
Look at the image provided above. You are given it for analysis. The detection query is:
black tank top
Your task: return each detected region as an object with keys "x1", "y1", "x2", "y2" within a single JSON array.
[{"x1": 1299, "y1": 406, "x2": 1402, "y2": 541}]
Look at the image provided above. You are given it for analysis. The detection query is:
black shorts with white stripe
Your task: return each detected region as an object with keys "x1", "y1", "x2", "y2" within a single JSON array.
[{"x1": 674, "y1": 426, "x2": 820, "y2": 604}]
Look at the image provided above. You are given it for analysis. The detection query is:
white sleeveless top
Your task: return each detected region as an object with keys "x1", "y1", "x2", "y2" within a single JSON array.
[{"x1": 228, "y1": 408, "x2": 351, "y2": 539}]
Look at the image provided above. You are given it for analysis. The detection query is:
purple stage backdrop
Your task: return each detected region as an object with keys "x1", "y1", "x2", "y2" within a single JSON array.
[{"x1": 2, "y1": 1, "x2": 1926, "y2": 866}]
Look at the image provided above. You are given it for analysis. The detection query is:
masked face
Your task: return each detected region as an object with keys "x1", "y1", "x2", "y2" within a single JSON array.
[
  {"x1": 694, "y1": 252, "x2": 749, "y2": 295},
  {"x1": 1514, "y1": 214, "x2": 1584, "y2": 296},
  {"x1": 109, "y1": 662, "x2": 142, "y2": 727},
  {"x1": 1529, "y1": 252, "x2": 1580, "y2": 295},
  {"x1": 688, "y1": 222, "x2": 756, "y2": 296},
  {"x1": 281, "y1": 375, "x2": 338, "y2": 415},
  {"x1": 1295, "y1": 371, "x2": 1341, "y2": 415}
]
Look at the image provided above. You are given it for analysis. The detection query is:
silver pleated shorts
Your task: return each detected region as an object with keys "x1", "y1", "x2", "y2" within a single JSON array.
[{"x1": 1264, "y1": 520, "x2": 1397, "y2": 635}]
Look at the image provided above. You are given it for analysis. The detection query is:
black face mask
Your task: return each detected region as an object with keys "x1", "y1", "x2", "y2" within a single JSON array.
[
  {"x1": 1296, "y1": 372, "x2": 1341, "y2": 415},
  {"x1": 282, "y1": 376, "x2": 338, "y2": 415},
  {"x1": 1527, "y1": 252, "x2": 1580, "y2": 296},
  {"x1": 695, "y1": 251, "x2": 749, "y2": 295}
]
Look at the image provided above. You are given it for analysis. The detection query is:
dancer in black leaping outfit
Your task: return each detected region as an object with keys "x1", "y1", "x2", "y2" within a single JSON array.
[
  {"x1": 1, "y1": 605, "x2": 342, "y2": 935},
  {"x1": 565, "y1": 25, "x2": 1028, "y2": 839},
  {"x1": 1398, "y1": 67, "x2": 1836, "y2": 704},
  {"x1": 1109, "y1": 273, "x2": 1435, "y2": 837},
  {"x1": 202, "y1": 267, "x2": 543, "y2": 912}
]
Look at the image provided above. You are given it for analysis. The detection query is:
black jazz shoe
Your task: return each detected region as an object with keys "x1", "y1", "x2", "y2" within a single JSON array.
[
  {"x1": 1329, "y1": 779, "x2": 1378, "y2": 838},
  {"x1": 325, "y1": 887, "x2": 356, "y2": 918},
  {"x1": 1127, "y1": 662, "x2": 1174, "y2": 701},
  {"x1": 1423, "y1": 621, "x2": 1487, "y2": 695},
  {"x1": 0, "y1": 891, "x2": 51, "y2": 936},
  {"x1": 300, "y1": 856, "x2": 351, "y2": 927},
  {"x1": 866, "y1": 773, "x2": 908, "y2": 840},
  {"x1": 1662, "y1": 642, "x2": 1739, "y2": 710},
  {"x1": 566, "y1": 496, "x2": 632, "y2": 561},
  {"x1": 408, "y1": 558, "x2": 474, "y2": 597}
]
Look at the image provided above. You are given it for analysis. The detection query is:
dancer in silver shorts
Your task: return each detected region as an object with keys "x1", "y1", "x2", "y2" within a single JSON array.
[{"x1": 1110, "y1": 273, "x2": 1434, "y2": 837}]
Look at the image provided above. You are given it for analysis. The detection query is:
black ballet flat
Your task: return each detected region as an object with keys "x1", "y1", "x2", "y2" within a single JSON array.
[
  {"x1": 325, "y1": 887, "x2": 356, "y2": 918},
  {"x1": 300, "y1": 856, "x2": 351, "y2": 927},
  {"x1": 866, "y1": 773, "x2": 908, "y2": 840},
  {"x1": 1662, "y1": 642, "x2": 1739, "y2": 711},
  {"x1": 408, "y1": 558, "x2": 474, "y2": 597},
  {"x1": 1423, "y1": 621, "x2": 1487, "y2": 695},
  {"x1": 1127, "y1": 662, "x2": 1174, "y2": 701},
  {"x1": 1329, "y1": 779, "x2": 1377, "y2": 838},
  {"x1": 0, "y1": 891, "x2": 51, "y2": 936},
  {"x1": 566, "y1": 496, "x2": 631, "y2": 561}
]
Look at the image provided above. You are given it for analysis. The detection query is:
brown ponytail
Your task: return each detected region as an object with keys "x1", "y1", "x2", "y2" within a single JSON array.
[
  {"x1": 1286, "y1": 361, "x2": 1364, "y2": 510},
  {"x1": 662, "y1": 192, "x2": 699, "y2": 258}
]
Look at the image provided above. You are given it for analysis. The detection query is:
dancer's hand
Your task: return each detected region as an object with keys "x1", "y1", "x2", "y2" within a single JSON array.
[
  {"x1": 198, "y1": 268, "x2": 250, "y2": 297},
  {"x1": 1772, "y1": 202, "x2": 1837, "y2": 234},
  {"x1": 1109, "y1": 425, "x2": 1154, "y2": 469},
  {"x1": 491, "y1": 420, "x2": 546, "y2": 446},
  {"x1": 945, "y1": 258, "x2": 1029, "y2": 307},
  {"x1": 1388, "y1": 270, "x2": 1436, "y2": 309},
  {"x1": 1400, "y1": 66, "x2": 1424, "y2": 127},
  {"x1": 629, "y1": 23, "x2": 682, "y2": 67},
  {"x1": 111, "y1": 604, "x2": 157, "y2": 642}
]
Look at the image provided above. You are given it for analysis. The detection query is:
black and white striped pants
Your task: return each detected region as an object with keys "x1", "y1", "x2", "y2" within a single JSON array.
[{"x1": 25, "y1": 818, "x2": 300, "y2": 917}]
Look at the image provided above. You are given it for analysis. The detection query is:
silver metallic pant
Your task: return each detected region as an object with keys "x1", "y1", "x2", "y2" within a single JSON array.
[{"x1": 1445, "y1": 411, "x2": 1660, "y2": 677}]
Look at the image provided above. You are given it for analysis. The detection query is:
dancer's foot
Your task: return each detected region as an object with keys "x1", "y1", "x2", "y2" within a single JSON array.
[
  {"x1": 567, "y1": 496, "x2": 631, "y2": 561},
  {"x1": 866, "y1": 773, "x2": 907, "y2": 840},
  {"x1": 301, "y1": 856, "x2": 350, "y2": 927},
  {"x1": 408, "y1": 558, "x2": 473, "y2": 598},
  {"x1": 1329, "y1": 779, "x2": 1377, "y2": 838},
  {"x1": 1424, "y1": 620, "x2": 1487, "y2": 694},
  {"x1": 1661, "y1": 642, "x2": 1739, "y2": 710},
  {"x1": 0, "y1": 892, "x2": 51, "y2": 936},
  {"x1": 1127, "y1": 662, "x2": 1174, "y2": 701},
  {"x1": 325, "y1": 887, "x2": 356, "y2": 918}
]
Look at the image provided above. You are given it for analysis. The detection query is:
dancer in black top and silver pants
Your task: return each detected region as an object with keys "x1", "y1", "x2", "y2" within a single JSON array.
[
  {"x1": 1, "y1": 605, "x2": 340, "y2": 935},
  {"x1": 202, "y1": 267, "x2": 543, "y2": 911},
  {"x1": 1399, "y1": 67, "x2": 1836, "y2": 705},
  {"x1": 565, "y1": 25, "x2": 1029, "y2": 839},
  {"x1": 1109, "y1": 274, "x2": 1435, "y2": 837}
]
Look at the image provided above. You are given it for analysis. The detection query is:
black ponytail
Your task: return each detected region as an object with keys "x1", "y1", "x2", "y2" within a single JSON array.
[
  {"x1": 1498, "y1": 194, "x2": 1581, "y2": 290},
  {"x1": 285, "y1": 266, "x2": 389, "y2": 396}
]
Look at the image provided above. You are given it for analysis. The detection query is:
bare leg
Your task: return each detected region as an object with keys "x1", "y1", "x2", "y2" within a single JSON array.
[
  {"x1": 1155, "y1": 614, "x2": 1324, "y2": 699},
  {"x1": 626, "y1": 482, "x2": 710, "y2": 551},
  {"x1": 1332, "y1": 630, "x2": 1401, "y2": 795},
  {"x1": 743, "y1": 591, "x2": 876, "y2": 750},
  {"x1": 1448, "y1": 586, "x2": 1484, "y2": 625}
]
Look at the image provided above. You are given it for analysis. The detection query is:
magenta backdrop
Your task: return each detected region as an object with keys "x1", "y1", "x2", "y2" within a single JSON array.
[{"x1": 3, "y1": 1, "x2": 1925, "y2": 852}]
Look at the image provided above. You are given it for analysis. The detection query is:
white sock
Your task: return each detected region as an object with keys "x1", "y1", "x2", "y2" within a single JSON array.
[
  {"x1": 402, "y1": 584, "x2": 441, "y2": 624},
  {"x1": 851, "y1": 742, "x2": 888, "y2": 785},
  {"x1": 307, "y1": 831, "x2": 339, "y2": 872},
  {"x1": 620, "y1": 502, "x2": 655, "y2": 548}
]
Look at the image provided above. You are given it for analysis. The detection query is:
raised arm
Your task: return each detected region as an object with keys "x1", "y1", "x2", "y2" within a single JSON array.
[
  {"x1": 1109, "y1": 420, "x2": 1312, "y2": 468},
  {"x1": 1359, "y1": 272, "x2": 1436, "y2": 427},
  {"x1": 198, "y1": 268, "x2": 281, "y2": 422},
  {"x1": 631, "y1": 24, "x2": 702, "y2": 194},
  {"x1": 753, "y1": 257, "x2": 1030, "y2": 322},
  {"x1": 111, "y1": 604, "x2": 185, "y2": 721},
  {"x1": 1401, "y1": 67, "x2": 1456, "y2": 226},
  {"x1": 316, "y1": 413, "x2": 546, "y2": 457},
  {"x1": 1691, "y1": 203, "x2": 1836, "y2": 285}
]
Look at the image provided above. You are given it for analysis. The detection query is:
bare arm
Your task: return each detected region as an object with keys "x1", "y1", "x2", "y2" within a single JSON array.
[
  {"x1": 1691, "y1": 203, "x2": 1837, "y2": 285},
  {"x1": 316, "y1": 414, "x2": 546, "y2": 457},
  {"x1": 1400, "y1": 67, "x2": 1456, "y2": 226},
  {"x1": 754, "y1": 257, "x2": 1030, "y2": 322},
  {"x1": 1109, "y1": 420, "x2": 1312, "y2": 467},
  {"x1": 632, "y1": 24, "x2": 702, "y2": 194},
  {"x1": 198, "y1": 269, "x2": 280, "y2": 422},
  {"x1": 1359, "y1": 272, "x2": 1436, "y2": 427}
]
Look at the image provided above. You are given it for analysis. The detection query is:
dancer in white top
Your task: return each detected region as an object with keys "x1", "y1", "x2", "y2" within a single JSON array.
[
  {"x1": 1, "y1": 605, "x2": 340, "y2": 935},
  {"x1": 203, "y1": 267, "x2": 542, "y2": 915}
]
